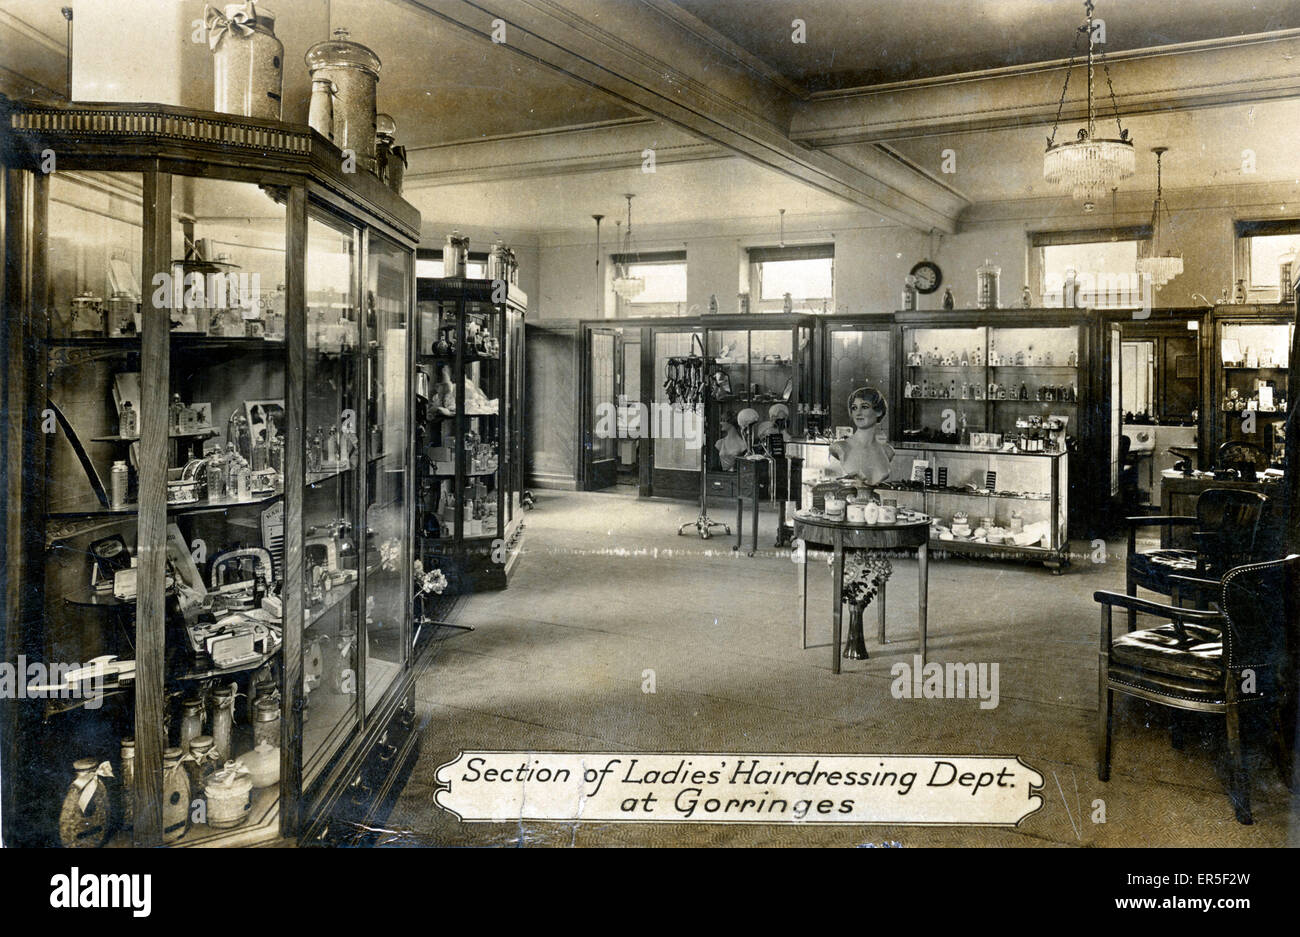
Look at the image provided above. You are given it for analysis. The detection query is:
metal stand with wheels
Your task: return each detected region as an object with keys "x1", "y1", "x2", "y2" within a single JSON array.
[{"x1": 678, "y1": 442, "x2": 730, "y2": 539}]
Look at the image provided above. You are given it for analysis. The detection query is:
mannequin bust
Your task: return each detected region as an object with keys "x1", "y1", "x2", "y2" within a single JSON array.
[
  {"x1": 754, "y1": 403, "x2": 792, "y2": 446},
  {"x1": 714, "y1": 414, "x2": 749, "y2": 471},
  {"x1": 828, "y1": 387, "x2": 894, "y2": 484}
]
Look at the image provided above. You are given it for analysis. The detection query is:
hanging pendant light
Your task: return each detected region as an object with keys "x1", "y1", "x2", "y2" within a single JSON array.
[
  {"x1": 1136, "y1": 146, "x2": 1183, "y2": 290},
  {"x1": 612, "y1": 194, "x2": 646, "y2": 300},
  {"x1": 1043, "y1": 0, "x2": 1134, "y2": 212}
]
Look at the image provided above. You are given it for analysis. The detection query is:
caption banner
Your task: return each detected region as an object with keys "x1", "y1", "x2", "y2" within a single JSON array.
[{"x1": 435, "y1": 752, "x2": 1044, "y2": 825}]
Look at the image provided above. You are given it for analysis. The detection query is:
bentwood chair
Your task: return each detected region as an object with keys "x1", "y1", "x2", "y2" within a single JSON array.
[
  {"x1": 1123, "y1": 489, "x2": 1269, "y2": 630},
  {"x1": 1095, "y1": 555, "x2": 1300, "y2": 824}
]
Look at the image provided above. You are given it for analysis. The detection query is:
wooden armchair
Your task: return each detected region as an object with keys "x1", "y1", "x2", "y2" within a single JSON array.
[
  {"x1": 1124, "y1": 488, "x2": 1269, "y2": 630},
  {"x1": 1096, "y1": 555, "x2": 1300, "y2": 824}
]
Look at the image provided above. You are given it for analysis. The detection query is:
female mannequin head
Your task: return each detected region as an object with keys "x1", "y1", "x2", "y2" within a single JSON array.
[{"x1": 847, "y1": 387, "x2": 887, "y2": 432}]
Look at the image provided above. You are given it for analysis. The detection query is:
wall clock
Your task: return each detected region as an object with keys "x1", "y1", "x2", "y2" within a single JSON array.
[{"x1": 909, "y1": 260, "x2": 942, "y2": 294}]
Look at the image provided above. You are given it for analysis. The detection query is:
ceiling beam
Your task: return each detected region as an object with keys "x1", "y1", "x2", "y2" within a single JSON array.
[
  {"x1": 403, "y1": 117, "x2": 727, "y2": 188},
  {"x1": 397, "y1": 0, "x2": 967, "y2": 232},
  {"x1": 793, "y1": 30, "x2": 1300, "y2": 146}
]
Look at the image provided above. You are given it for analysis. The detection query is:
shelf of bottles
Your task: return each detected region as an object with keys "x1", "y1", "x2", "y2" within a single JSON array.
[
  {"x1": 1213, "y1": 318, "x2": 1292, "y2": 466},
  {"x1": 415, "y1": 279, "x2": 505, "y2": 593},
  {"x1": 900, "y1": 325, "x2": 1081, "y2": 453}
]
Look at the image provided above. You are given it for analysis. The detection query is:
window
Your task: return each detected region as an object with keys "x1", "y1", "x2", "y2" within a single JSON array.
[
  {"x1": 1032, "y1": 227, "x2": 1149, "y2": 309},
  {"x1": 610, "y1": 250, "x2": 687, "y2": 315},
  {"x1": 621, "y1": 261, "x2": 686, "y2": 305},
  {"x1": 1234, "y1": 221, "x2": 1300, "y2": 300},
  {"x1": 415, "y1": 252, "x2": 487, "y2": 280},
  {"x1": 747, "y1": 244, "x2": 834, "y2": 311}
]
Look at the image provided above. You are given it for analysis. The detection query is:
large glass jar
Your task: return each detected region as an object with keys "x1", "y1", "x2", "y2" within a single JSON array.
[
  {"x1": 305, "y1": 28, "x2": 381, "y2": 172},
  {"x1": 208, "y1": 3, "x2": 284, "y2": 120},
  {"x1": 58, "y1": 759, "x2": 112, "y2": 848},
  {"x1": 161, "y1": 748, "x2": 192, "y2": 844}
]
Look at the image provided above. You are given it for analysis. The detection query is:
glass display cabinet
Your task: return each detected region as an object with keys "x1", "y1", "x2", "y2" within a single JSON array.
[
  {"x1": 894, "y1": 307, "x2": 1116, "y2": 540},
  {"x1": 881, "y1": 444, "x2": 1070, "y2": 570},
  {"x1": 1, "y1": 97, "x2": 421, "y2": 847},
  {"x1": 822, "y1": 318, "x2": 896, "y2": 438},
  {"x1": 415, "y1": 278, "x2": 525, "y2": 595},
  {"x1": 702, "y1": 316, "x2": 813, "y2": 496},
  {"x1": 1208, "y1": 305, "x2": 1292, "y2": 467}
]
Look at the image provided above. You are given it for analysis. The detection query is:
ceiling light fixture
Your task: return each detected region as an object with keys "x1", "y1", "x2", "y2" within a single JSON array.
[
  {"x1": 778, "y1": 208, "x2": 786, "y2": 249},
  {"x1": 1136, "y1": 146, "x2": 1183, "y2": 290},
  {"x1": 612, "y1": 194, "x2": 645, "y2": 300},
  {"x1": 1043, "y1": 0, "x2": 1134, "y2": 213}
]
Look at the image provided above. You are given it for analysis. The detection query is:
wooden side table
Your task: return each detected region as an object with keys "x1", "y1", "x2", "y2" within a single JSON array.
[{"x1": 792, "y1": 512, "x2": 931, "y2": 673}]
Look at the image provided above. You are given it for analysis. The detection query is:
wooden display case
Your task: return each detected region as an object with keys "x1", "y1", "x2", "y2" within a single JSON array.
[
  {"x1": 1, "y1": 97, "x2": 423, "y2": 847},
  {"x1": 415, "y1": 277, "x2": 525, "y2": 594},
  {"x1": 580, "y1": 315, "x2": 815, "y2": 500},
  {"x1": 892, "y1": 307, "x2": 1118, "y2": 539}
]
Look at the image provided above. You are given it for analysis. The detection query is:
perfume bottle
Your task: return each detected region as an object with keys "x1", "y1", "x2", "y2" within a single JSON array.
[
  {"x1": 308, "y1": 427, "x2": 323, "y2": 473},
  {"x1": 207, "y1": 446, "x2": 227, "y2": 499},
  {"x1": 169, "y1": 393, "x2": 185, "y2": 432},
  {"x1": 119, "y1": 400, "x2": 138, "y2": 438}
]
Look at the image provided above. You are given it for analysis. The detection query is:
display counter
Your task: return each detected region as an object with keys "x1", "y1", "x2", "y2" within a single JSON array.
[{"x1": 789, "y1": 438, "x2": 1070, "y2": 570}]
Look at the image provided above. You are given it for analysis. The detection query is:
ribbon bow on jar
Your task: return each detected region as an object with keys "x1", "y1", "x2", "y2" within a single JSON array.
[
  {"x1": 205, "y1": 2, "x2": 259, "y2": 50},
  {"x1": 74, "y1": 761, "x2": 115, "y2": 813},
  {"x1": 208, "y1": 760, "x2": 251, "y2": 790}
]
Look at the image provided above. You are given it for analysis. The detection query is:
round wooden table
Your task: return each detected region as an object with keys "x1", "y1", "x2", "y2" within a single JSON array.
[{"x1": 792, "y1": 511, "x2": 931, "y2": 673}]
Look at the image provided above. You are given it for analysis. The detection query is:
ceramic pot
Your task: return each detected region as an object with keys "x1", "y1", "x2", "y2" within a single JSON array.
[
  {"x1": 240, "y1": 740, "x2": 281, "y2": 789},
  {"x1": 209, "y1": 3, "x2": 284, "y2": 120},
  {"x1": 204, "y1": 761, "x2": 253, "y2": 828}
]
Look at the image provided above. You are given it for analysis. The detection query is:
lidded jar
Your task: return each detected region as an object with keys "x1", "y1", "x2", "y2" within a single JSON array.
[
  {"x1": 252, "y1": 693, "x2": 281, "y2": 748},
  {"x1": 59, "y1": 758, "x2": 112, "y2": 848},
  {"x1": 207, "y1": 3, "x2": 284, "y2": 120},
  {"x1": 161, "y1": 747, "x2": 192, "y2": 844},
  {"x1": 976, "y1": 259, "x2": 1001, "y2": 309},
  {"x1": 305, "y1": 28, "x2": 381, "y2": 173}
]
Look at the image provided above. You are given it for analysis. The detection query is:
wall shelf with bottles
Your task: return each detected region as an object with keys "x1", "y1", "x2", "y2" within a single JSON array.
[
  {"x1": 1207, "y1": 305, "x2": 1292, "y2": 467},
  {"x1": 891, "y1": 308, "x2": 1117, "y2": 539},
  {"x1": 1, "y1": 98, "x2": 422, "y2": 849}
]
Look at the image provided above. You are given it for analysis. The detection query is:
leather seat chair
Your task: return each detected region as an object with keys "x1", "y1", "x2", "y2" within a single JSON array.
[{"x1": 1095, "y1": 555, "x2": 1300, "y2": 824}]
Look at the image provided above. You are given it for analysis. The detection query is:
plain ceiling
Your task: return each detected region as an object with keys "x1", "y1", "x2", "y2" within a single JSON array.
[{"x1": 672, "y1": 0, "x2": 1300, "y2": 91}]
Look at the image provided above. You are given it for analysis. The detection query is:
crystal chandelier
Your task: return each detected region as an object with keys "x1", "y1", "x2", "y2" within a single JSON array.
[
  {"x1": 1136, "y1": 146, "x2": 1183, "y2": 290},
  {"x1": 1043, "y1": 0, "x2": 1134, "y2": 212},
  {"x1": 612, "y1": 193, "x2": 645, "y2": 300}
]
